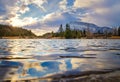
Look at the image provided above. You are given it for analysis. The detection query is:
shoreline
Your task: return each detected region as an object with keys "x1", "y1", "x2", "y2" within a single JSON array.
[{"x1": 0, "y1": 36, "x2": 120, "y2": 39}]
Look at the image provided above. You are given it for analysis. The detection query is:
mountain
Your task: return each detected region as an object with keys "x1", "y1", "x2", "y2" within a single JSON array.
[
  {"x1": 64, "y1": 21, "x2": 113, "y2": 33},
  {"x1": 0, "y1": 24, "x2": 36, "y2": 38}
]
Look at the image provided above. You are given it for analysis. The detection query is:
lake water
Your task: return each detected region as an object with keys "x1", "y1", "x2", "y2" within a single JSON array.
[{"x1": 0, "y1": 39, "x2": 120, "y2": 81}]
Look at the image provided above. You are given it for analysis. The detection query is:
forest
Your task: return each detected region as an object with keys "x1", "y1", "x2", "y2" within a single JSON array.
[
  {"x1": 42, "y1": 24, "x2": 120, "y2": 39},
  {"x1": 0, "y1": 24, "x2": 36, "y2": 38}
]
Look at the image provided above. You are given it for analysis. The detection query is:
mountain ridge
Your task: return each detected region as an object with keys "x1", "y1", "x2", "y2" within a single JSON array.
[{"x1": 63, "y1": 21, "x2": 113, "y2": 33}]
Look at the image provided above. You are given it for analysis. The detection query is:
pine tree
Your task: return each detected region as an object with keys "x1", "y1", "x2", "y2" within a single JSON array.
[
  {"x1": 51, "y1": 31, "x2": 54, "y2": 37},
  {"x1": 112, "y1": 27, "x2": 118, "y2": 36},
  {"x1": 98, "y1": 30, "x2": 101, "y2": 34},
  {"x1": 58, "y1": 24, "x2": 63, "y2": 33},
  {"x1": 58, "y1": 24, "x2": 64, "y2": 37},
  {"x1": 118, "y1": 26, "x2": 120, "y2": 36},
  {"x1": 83, "y1": 29, "x2": 86, "y2": 37},
  {"x1": 65, "y1": 24, "x2": 72, "y2": 39}
]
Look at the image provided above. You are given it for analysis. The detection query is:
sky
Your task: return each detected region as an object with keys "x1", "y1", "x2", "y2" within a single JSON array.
[{"x1": 0, "y1": 0, "x2": 120, "y2": 35}]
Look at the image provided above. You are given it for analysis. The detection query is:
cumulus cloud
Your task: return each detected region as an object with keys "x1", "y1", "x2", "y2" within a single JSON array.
[
  {"x1": 0, "y1": 0, "x2": 48, "y2": 27},
  {"x1": 19, "y1": 5, "x2": 30, "y2": 14},
  {"x1": 74, "y1": 0, "x2": 120, "y2": 26},
  {"x1": 59, "y1": 0, "x2": 67, "y2": 10},
  {"x1": 0, "y1": 0, "x2": 18, "y2": 19},
  {"x1": 26, "y1": 10, "x2": 81, "y2": 29},
  {"x1": 42, "y1": 11, "x2": 81, "y2": 25},
  {"x1": 10, "y1": 17, "x2": 38, "y2": 27},
  {"x1": 74, "y1": 0, "x2": 103, "y2": 8},
  {"x1": 19, "y1": 0, "x2": 48, "y2": 11}
]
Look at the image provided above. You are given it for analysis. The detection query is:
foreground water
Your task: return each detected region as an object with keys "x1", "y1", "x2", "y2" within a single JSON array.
[{"x1": 0, "y1": 39, "x2": 120, "y2": 81}]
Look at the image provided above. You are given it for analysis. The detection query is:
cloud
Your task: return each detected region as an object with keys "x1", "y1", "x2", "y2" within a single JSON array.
[
  {"x1": 19, "y1": 0, "x2": 48, "y2": 12},
  {"x1": 26, "y1": 10, "x2": 81, "y2": 29},
  {"x1": 74, "y1": 0, "x2": 120, "y2": 26},
  {"x1": 0, "y1": 0, "x2": 18, "y2": 19},
  {"x1": 42, "y1": 11, "x2": 81, "y2": 25},
  {"x1": 19, "y1": 5, "x2": 30, "y2": 14},
  {"x1": 10, "y1": 16, "x2": 38, "y2": 27},
  {"x1": 74, "y1": 0, "x2": 103, "y2": 8},
  {"x1": 0, "y1": 0, "x2": 48, "y2": 26},
  {"x1": 59, "y1": 0, "x2": 67, "y2": 10}
]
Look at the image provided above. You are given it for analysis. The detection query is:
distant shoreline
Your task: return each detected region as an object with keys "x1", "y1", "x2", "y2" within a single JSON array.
[
  {"x1": 0, "y1": 36, "x2": 120, "y2": 39},
  {"x1": 0, "y1": 36, "x2": 37, "y2": 39}
]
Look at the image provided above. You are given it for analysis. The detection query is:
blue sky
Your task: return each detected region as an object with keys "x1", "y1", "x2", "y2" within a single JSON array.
[{"x1": 0, "y1": 0, "x2": 120, "y2": 35}]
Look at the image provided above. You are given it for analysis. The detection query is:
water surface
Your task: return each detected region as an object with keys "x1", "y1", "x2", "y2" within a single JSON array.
[{"x1": 0, "y1": 39, "x2": 120, "y2": 81}]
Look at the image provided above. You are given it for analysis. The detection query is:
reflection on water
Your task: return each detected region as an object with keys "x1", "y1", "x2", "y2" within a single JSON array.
[{"x1": 0, "y1": 39, "x2": 120, "y2": 81}]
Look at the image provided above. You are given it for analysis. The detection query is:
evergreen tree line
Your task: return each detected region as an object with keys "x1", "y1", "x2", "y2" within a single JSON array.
[
  {"x1": 112, "y1": 26, "x2": 120, "y2": 36},
  {"x1": 52, "y1": 24, "x2": 86, "y2": 39},
  {"x1": 51, "y1": 24, "x2": 120, "y2": 39},
  {"x1": 118, "y1": 27, "x2": 120, "y2": 36},
  {"x1": 0, "y1": 24, "x2": 36, "y2": 38}
]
